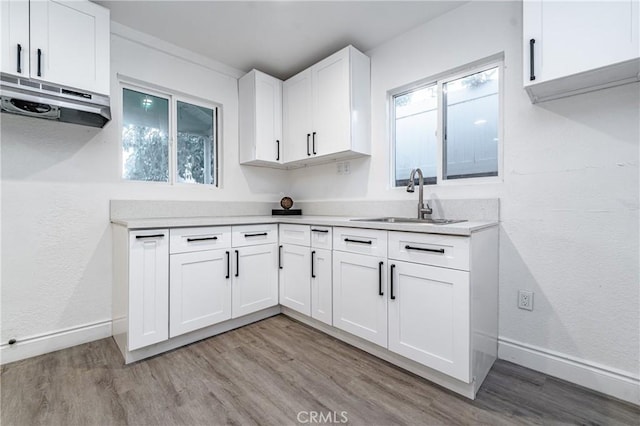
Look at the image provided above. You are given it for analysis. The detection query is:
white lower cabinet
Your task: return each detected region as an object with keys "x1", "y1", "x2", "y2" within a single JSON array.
[
  {"x1": 279, "y1": 243, "x2": 311, "y2": 315},
  {"x1": 311, "y1": 248, "x2": 332, "y2": 325},
  {"x1": 169, "y1": 248, "x2": 232, "y2": 338},
  {"x1": 127, "y1": 230, "x2": 169, "y2": 351},
  {"x1": 387, "y1": 260, "x2": 470, "y2": 382},
  {"x1": 232, "y1": 243, "x2": 279, "y2": 318},
  {"x1": 332, "y1": 250, "x2": 387, "y2": 347}
]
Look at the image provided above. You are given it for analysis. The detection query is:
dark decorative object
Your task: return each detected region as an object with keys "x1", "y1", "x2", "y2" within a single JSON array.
[
  {"x1": 273, "y1": 196, "x2": 301, "y2": 215},
  {"x1": 280, "y1": 196, "x2": 294, "y2": 210}
]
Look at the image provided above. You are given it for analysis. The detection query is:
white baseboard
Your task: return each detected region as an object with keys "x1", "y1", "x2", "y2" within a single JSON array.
[
  {"x1": 0, "y1": 320, "x2": 112, "y2": 365},
  {"x1": 498, "y1": 337, "x2": 640, "y2": 406}
]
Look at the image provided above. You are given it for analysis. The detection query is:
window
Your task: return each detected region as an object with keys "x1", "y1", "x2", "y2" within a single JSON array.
[
  {"x1": 392, "y1": 60, "x2": 501, "y2": 186},
  {"x1": 122, "y1": 86, "x2": 218, "y2": 186}
]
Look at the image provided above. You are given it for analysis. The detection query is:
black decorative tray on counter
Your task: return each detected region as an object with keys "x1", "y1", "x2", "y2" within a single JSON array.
[{"x1": 272, "y1": 209, "x2": 302, "y2": 216}]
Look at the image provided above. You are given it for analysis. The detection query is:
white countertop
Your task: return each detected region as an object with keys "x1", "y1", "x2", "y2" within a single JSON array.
[{"x1": 111, "y1": 215, "x2": 497, "y2": 236}]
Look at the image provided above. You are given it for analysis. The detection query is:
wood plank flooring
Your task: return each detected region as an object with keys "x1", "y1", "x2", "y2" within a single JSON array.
[{"x1": 1, "y1": 315, "x2": 638, "y2": 425}]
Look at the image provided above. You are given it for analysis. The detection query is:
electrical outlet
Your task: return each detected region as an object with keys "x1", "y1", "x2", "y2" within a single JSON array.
[
  {"x1": 343, "y1": 161, "x2": 351, "y2": 174},
  {"x1": 518, "y1": 290, "x2": 534, "y2": 311},
  {"x1": 336, "y1": 162, "x2": 344, "y2": 174}
]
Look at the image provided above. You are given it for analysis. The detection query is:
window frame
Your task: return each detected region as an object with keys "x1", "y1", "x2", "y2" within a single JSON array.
[
  {"x1": 119, "y1": 79, "x2": 221, "y2": 187},
  {"x1": 389, "y1": 56, "x2": 504, "y2": 189}
]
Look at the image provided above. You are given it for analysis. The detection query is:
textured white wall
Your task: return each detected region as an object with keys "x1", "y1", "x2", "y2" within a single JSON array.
[
  {"x1": 0, "y1": 27, "x2": 288, "y2": 342},
  {"x1": 287, "y1": 1, "x2": 640, "y2": 375}
]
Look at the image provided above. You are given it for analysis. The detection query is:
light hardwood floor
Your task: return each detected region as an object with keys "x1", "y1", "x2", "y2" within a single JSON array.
[{"x1": 1, "y1": 315, "x2": 638, "y2": 425}]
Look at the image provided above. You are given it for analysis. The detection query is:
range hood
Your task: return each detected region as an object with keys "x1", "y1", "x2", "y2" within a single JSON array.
[{"x1": 0, "y1": 73, "x2": 111, "y2": 128}]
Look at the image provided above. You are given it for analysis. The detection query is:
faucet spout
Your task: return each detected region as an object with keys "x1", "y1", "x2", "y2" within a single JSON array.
[{"x1": 407, "y1": 168, "x2": 432, "y2": 219}]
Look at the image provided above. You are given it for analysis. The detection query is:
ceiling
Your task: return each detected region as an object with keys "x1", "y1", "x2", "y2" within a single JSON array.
[{"x1": 95, "y1": 1, "x2": 467, "y2": 80}]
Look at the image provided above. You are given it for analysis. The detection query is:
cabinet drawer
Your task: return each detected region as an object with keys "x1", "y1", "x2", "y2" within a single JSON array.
[
  {"x1": 170, "y1": 226, "x2": 231, "y2": 254},
  {"x1": 388, "y1": 232, "x2": 470, "y2": 271},
  {"x1": 311, "y1": 226, "x2": 332, "y2": 249},
  {"x1": 333, "y1": 227, "x2": 387, "y2": 257},
  {"x1": 232, "y1": 224, "x2": 278, "y2": 247},
  {"x1": 279, "y1": 224, "x2": 310, "y2": 246}
]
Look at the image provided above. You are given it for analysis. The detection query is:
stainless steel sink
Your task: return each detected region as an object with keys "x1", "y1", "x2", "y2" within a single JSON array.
[{"x1": 350, "y1": 217, "x2": 467, "y2": 225}]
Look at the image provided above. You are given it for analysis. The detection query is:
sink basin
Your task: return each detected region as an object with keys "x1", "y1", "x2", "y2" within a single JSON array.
[{"x1": 350, "y1": 217, "x2": 467, "y2": 225}]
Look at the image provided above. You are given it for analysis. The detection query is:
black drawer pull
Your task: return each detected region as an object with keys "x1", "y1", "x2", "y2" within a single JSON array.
[
  {"x1": 186, "y1": 236, "x2": 218, "y2": 242},
  {"x1": 378, "y1": 261, "x2": 384, "y2": 296},
  {"x1": 311, "y1": 251, "x2": 316, "y2": 278},
  {"x1": 405, "y1": 245, "x2": 445, "y2": 254},
  {"x1": 529, "y1": 38, "x2": 536, "y2": 81},
  {"x1": 390, "y1": 264, "x2": 396, "y2": 300},
  {"x1": 235, "y1": 250, "x2": 239, "y2": 277},
  {"x1": 278, "y1": 245, "x2": 283, "y2": 269},
  {"x1": 312, "y1": 131, "x2": 317, "y2": 155},
  {"x1": 16, "y1": 44, "x2": 22, "y2": 73},
  {"x1": 37, "y1": 48, "x2": 42, "y2": 77},
  {"x1": 244, "y1": 232, "x2": 267, "y2": 237},
  {"x1": 311, "y1": 229, "x2": 329, "y2": 233},
  {"x1": 225, "y1": 251, "x2": 230, "y2": 279},
  {"x1": 345, "y1": 238, "x2": 372, "y2": 245},
  {"x1": 136, "y1": 234, "x2": 165, "y2": 239}
]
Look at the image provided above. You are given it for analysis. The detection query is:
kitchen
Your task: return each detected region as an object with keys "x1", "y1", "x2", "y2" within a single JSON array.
[{"x1": 1, "y1": 0, "x2": 639, "y2": 424}]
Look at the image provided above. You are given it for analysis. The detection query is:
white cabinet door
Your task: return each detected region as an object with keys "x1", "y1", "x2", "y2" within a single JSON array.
[
  {"x1": 169, "y1": 249, "x2": 232, "y2": 338},
  {"x1": 232, "y1": 244, "x2": 279, "y2": 318},
  {"x1": 29, "y1": 0, "x2": 110, "y2": 94},
  {"x1": 283, "y1": 68, "x2": 313, "y2": 162},
  {"x1": 128, "y1": 230, "x2": 169, "y2": 351},
  {"x1": 333, "y1": 251, "x2": 387, "y2": 347},
  {"x1": 240, "y1": 70, "x2": 283, "y2": 165},
  {"x1": 255, "y1": 71, "x2": 283, "y2": 163},
  {"x1": 311, "y1": 248, "x2": 332, "y2": 325},
  {"x1": 279, "y1": 244, "x2": 311, "y2": 315},
  {"x1": 0, "y1": 0, "x2": 29, "y2": 77},
  {"x1": 388, "y1": 260, "x2": 471, "y2": 383},
  {"x1": 312, "y1": 49, "x2": 350, "y2": 157},
  {"x1": 524, "y1": 0, "x2": 639, "y2": 85}
]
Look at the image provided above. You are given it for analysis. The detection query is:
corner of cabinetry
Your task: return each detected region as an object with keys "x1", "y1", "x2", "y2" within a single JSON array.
[{"x1": 349, "y1": 48, "x2": 371, "y2": 156}]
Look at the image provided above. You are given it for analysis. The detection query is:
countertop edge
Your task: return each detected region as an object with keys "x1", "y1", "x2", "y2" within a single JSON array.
[{"x1": 111, "y1": 216, "x2": 498, "y2": 236}]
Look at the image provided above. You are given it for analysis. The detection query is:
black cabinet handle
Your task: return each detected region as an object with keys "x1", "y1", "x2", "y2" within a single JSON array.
[
  {"x1": 312, "y1": 132, "x2": 317, "y2": 155},
  {"x1": 529, "y1": 38, "x2": 536, "y2": 81},
  {"x1": 390, "y1": 264, "x2": 396, "y2": 300},
  {"x1": 311, "y1": 228, "x2": 329, "y2": 233},
  {"x1": 235, "y1": 250, "x2": 239, "y2": 277},
  {"x1": 311, "y1": 251, "x2": 316, "y2": 278},
  {"x1": 279, "y1": 245, "x2": 283, "y2": 269},
  {"x1": 244, "y1": 232, "x2": 267, "y2": 238},
  {"x1": 37, "y1": 48, "x2": 42, "y2": 77},
  {"x1": 344, "y1": 238, "x2": 372, "y2": 245},
  {"x1": 225, "y1": 251, "x2": 230, "y2": 279},
  {"x1": 405, "y1": 244, "x2": 444, "y2": 254},
  {"x1": 186, "y1": 236, "x2": 218, "y2": 242},
  {"x1": 16, "y1": 44, "x2": 22, "y2": 73},
  {"x1": 135, "y1": 234, "x2": 165, "y2": 239},
  {"x1": 378, "y1": 261, "x2": 384, "y2": 296},
  {"x1": 276, "y1": 140, "x2": 280, "y2": 161},
  {"x1": 306, "y1": 133, "x2": 311, "y2": 156}
]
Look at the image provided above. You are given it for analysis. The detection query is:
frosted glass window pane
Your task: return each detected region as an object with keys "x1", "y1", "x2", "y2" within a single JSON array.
[
  {"x1": 122, "y1": 88, "x2": 169, "y2": 182},
  {"x1": 393, "y1": 85, "x2": 438, "y2": 186},
  {"x1": 176, "y1": 101, "x2": 216, "y2": 185},
  {"x1": 443, "y1": 67, "x2": 499, "y2": 179}
]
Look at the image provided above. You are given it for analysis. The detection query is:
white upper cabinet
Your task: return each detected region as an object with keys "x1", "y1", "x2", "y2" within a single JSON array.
[
  {"x1": 523, "y1": 0, "x2": 640, "y2": 103},
  {"x1": 283, "y1": 45, "x2": 371, "y2": 165},
  {"x1": 282, "y1": 69, "x2": 313, "y2": 163},
  {"x1": 1, "y1": 0, "x2": 110, "y2": 95},
  {"x1": 239, "y1": 70, "x2": 284, "y2": 166}
]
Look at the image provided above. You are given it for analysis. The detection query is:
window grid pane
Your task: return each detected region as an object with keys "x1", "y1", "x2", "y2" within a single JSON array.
[
  {"x1": 176, "y1": 101, "x2": 217, "y2": 186},
  {"x1": 122, "y1": 88, "x2": 169, "y2": 182},
  {"x1": 443, "y1": 67, "x2": 499, "y2": 180},
  {"x1": 393, "y1": 85, "x2": 438, "y2": 186}
]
